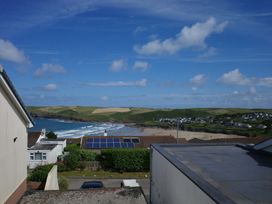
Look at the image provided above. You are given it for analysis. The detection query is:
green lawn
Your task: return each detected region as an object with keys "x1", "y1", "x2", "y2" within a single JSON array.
[{"x1": 58, "y1": 170, "x2": 149, "y2": 179}]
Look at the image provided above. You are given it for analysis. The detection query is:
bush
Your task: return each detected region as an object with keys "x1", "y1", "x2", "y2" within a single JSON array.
[
  {"x1": 28, "y1": 164, "x2": 54, "y2": 182},
  {"x1": 58, "y1": 176, "x2": 69, "y2": 190},
  {"x1": 63, "y1": 152, "x2": 80, "y2": 170},
  {"x1": 57, "y1": 163, "x2": 67, "y2": 172},
  {"x1": 99, "y1": 149, "x2": 149, "y2": 172},
  {"x1": 46, "y1": 131, "x2": 57, "y2": 139}
]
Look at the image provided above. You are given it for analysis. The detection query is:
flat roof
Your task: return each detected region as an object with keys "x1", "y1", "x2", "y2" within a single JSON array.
[
  {"x1": 28, "y1": 144, "x2": 57, "y2": 151},
  {"x1": 19, "y1": 188, "x2": 146, "y2": 204},
  {"x1": 152, "y1": 143, "x2": 272, "y2": 204}
]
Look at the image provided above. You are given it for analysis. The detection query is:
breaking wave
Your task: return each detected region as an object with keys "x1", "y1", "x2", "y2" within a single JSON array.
[{"x1": 55, "y1": 123, "x2": 125, "y2": 138}]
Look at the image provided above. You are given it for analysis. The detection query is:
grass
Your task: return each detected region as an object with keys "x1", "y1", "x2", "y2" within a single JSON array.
[{"x1": 58, "y1": 170, "x2": 149, "y2": 179}]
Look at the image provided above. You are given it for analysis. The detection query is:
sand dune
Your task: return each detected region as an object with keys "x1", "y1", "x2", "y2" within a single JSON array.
[{"x1": 141, "y1": 127, "x2": 246, "y2": 140}]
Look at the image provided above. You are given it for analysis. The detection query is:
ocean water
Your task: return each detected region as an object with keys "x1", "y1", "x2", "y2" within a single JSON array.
[{"x1": 29, "y1": 118, "x2": 143, "y2": 138}]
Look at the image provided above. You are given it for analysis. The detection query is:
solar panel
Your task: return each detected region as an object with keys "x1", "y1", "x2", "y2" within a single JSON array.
[
  {"x1": 114, "y1": 143, "x2": 121, "y2": 148},
  {"x1": 101, "y1": 143, "x2": 107, "y2": 148},
  {"x1": 121, "y1": 143, "x2": 127, "y2": 148},
  {"x1": 101, "y1": 138, "x2": 106, "y2": 142},
  {"x1": 114, "y1": 138, "x2": 120, "y2": 142},
  {"x1": 127, "y1": 142, "x2": 134, "y2": 148},
  {"x1": 94, "y1": 138, "x2": 100, "y2": 142},
  {"x1": 107, "y1": 138, "x2": 113, "y2": 143},
  {"x1": 93, "y1": 143, "x2": 100, "y2": 148},
  {"x1": 107, "y1": 143, "x2": 114, "y2": 148},
  {"x1": 87, "y1": 138, "x2": 93, "y2": 142},
  {"x1": 123, "y1": 139, "x2": 131, "y2": 143}
]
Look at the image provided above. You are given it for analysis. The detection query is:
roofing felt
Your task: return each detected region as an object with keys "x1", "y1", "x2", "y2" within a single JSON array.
[
  {"x1": 28, "y1": 144, "x2": 57, "y2": 151},
  {"x1": 152, "y1": 143, "x2": 272, "y2": 204}
]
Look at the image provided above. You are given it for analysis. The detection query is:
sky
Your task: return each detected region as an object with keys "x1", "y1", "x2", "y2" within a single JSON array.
[{"x1": 0, "y1": 0, "x2": 272, "y2": 108}]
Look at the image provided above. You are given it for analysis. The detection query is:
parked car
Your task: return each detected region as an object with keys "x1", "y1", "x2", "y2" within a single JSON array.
[
  {"x1": 81, "y1": 181, "x2": 104, "y2": 189},
  {"x1": 120, "y1": 179, "x2": 140, "y2": 188}
]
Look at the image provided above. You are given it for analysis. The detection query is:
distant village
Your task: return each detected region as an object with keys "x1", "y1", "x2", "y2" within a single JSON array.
[{"x1": 159, "y1": 112, "x2": 272, "y2": 130}]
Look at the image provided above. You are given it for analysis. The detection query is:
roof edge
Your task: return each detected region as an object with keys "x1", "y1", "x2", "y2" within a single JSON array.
[{"x1": 0, "y1": 67, "x2": 34, "y2": 127}]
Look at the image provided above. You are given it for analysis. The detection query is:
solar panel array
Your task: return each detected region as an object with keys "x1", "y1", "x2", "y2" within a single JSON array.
[{"x1": 85, "y1": 138, "x2": 135, "y2": 149}]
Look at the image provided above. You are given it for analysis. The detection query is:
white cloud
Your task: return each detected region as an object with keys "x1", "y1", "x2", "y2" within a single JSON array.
[
  {"x1": 0, "y1": 39, "x2": 28, "y2": 64},
  {"x1": 133, "y1": 61, "x2": 149, "y2": 71},
  {"x1": 34, "y1": 64, "x2": 66, "y2": 77},
  {"x1": 84, "y1": 79, "x2": 147, "y2": 87},
  {"x1": 258, "y1": 77, "x2": 272, "y2": 87},
  {"x1": 218, "y1": 69, "x2": 272, "y2": 87},
  {"x1": 43, "y1": 83, "x2": 57, "y2": 91},
  {"x1": 101, "y1": 96, "x2": 109, "y2": 101},
  {"x1": 190, "y1": 74, "x2": 207, "y2": 86},
  {"x1": 199, "y1": 47, "x2": 217, "y2": 58},
  {"x1": 218, "y1": 69, "x2": 251, "y2": 85},
  {"x1": 109, "y1": 59, "x2": 126, "y2": 72},
  {"x1": 133, "y1": 26, "x2": 146, "y2": 35},
  {"x1": 134, "y1": 17, "x2": 228, "y2": 55}
]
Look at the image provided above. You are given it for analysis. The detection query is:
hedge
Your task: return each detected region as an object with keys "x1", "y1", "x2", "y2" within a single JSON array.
[
  {"x1": 28, "y1": 164, "x2": 54, "y2": 182},
  {"x1": 99, "y1": 149, "x2": 149, "y2": 172}
]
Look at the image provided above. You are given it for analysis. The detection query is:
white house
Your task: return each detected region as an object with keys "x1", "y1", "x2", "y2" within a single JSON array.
[
  {"x1": 28, "y1": 130, "x2": 66, "y2": 169},
  {"x1": 0, "y1": 66, "x2": 34, "y2": 204}
]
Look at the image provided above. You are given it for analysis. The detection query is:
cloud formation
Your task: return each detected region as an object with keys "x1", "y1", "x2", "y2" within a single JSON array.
[
  {"x1": 34, "y1": 64, "x2": 66, "y2": 77},
  {"x1": 84, "y1": 79, "x2": 147, "y2": 87},
  {"x1": 109, "y1": 59, "x2": 126, "y2": 72},
  {"x1": 0, "y1": 39, "x2": 28, "y2": 64},
  {"x1": 190, "y1": 74, "x2": 207, "y2": 86},
  {"x1": 218, "y1": 69, "x2": 272, "y2": 87},
  {"x1": 134, "y1": 17, "x2": 228, "y2": 55},
  {"x1": 133, "y1": 61, "x2": 149, "y2": 71},
  {"x1": 43, "y1": 83, "x2": 57, "y2": 91}
]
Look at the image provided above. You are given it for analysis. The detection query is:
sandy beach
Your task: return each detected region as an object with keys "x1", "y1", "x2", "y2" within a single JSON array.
[{"x1": 141, "y1": 127, "x2": 246, "y2": 141}]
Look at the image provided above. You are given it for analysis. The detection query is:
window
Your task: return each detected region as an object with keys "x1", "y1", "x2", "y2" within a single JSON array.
[
  {"x1": 35, "y1": 152, "x2": 42, "y2": 160},
  {"x1": 42, "y1": 153, "x2": 47, "y2": 160},
  {"x1": 30, "y1": 153, "x2": 34, "y2": 160}
]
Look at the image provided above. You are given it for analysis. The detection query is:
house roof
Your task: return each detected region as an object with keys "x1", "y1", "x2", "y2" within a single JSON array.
[
  {"x1": 28, "y1": 132, "x2": 41, "y2": 148},
  {"x1": 28, "y1": 144, "x2": 57, "y2": 151},
  {"x1": 152, "y1": 143, "x2": 272, "y2": 204},
  {"x1": 0, "y1": 67, "x2": 34, "y2": 127}
]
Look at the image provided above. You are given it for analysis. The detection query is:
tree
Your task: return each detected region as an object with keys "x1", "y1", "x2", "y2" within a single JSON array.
[{"x1": 46, "y1": 131, "x2": 57, "y2": 139}]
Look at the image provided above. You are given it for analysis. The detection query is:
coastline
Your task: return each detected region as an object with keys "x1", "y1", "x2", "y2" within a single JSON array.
[{"x1": 31, "y1": 116, "x2": 247, "y2": 140}]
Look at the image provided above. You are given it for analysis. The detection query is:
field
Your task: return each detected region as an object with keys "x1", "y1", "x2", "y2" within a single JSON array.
[{"x1": 27, "y1": 106, "x2": 272, "y2": 137}]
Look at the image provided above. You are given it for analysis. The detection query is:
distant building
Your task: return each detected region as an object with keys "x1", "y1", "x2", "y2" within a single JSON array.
[
  {"x1": 150, "y1": 141, "x2": 272, "y2": 204},
  {"x1": 27, "y1": 130, "x2": 66, "y2": 169},
  {"x1": 0, "y1": 67, "x2": 34, "y2": 204}
]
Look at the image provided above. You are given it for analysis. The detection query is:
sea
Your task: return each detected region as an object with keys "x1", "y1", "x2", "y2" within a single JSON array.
[{"x1": 29, "y1": 118, "x2": 144, "y2": 138}]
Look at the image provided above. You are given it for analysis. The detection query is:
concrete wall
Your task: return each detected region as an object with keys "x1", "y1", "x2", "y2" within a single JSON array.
[
  {"x1": 0, "y1": 84, "x2": 28, "y2": 203},
  {"x1": 44, "y1": 165, "x2": 59, "y2": 190},
  {"x1": 150, "y1": 148, "x2": 216, "y2": 204}
]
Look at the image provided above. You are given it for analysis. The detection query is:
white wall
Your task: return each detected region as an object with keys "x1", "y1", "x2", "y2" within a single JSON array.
[
  {"x1": 44, "y1": 165, "x2": 59, "y2": 190},
  {"x1": 28, "y1": 144, "x2": 63, "y2": 169},
  {"x1": 151, "y1": 148, "x2": 216, "y2": 204},
  {"x1": 0, "y1": 85, "x2": 28, "y2": 203}
]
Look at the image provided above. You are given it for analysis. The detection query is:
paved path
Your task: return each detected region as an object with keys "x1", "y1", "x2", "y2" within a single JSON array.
[{"x1": 65, "y1": 177, "x2": 150, "y2": 201}]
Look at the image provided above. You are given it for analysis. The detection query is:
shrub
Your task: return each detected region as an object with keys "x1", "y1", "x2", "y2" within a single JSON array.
[
  {"x1": 28, "y1": 164, "x2": 54, "y2": 182},
  {"x1": 58, "y1": 176, "x2": 69, "y2": 190},
  {"x1": 46, "y1": 131, "x2": 57, "y2": 139},
  {"x1": 63, "y1": 152, "x2": 80, "y2": 170},
  {"x1": 57, "y1": 163, "x2": 67, "y2": 172},
  {"x1": 99, "y1": 149, "x2": 149, "y2": 172}
]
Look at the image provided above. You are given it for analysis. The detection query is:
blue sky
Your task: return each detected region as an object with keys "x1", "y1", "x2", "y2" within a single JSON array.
[{"x1": 0, "y1": 0, "x2": 272, "y2": 108}]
